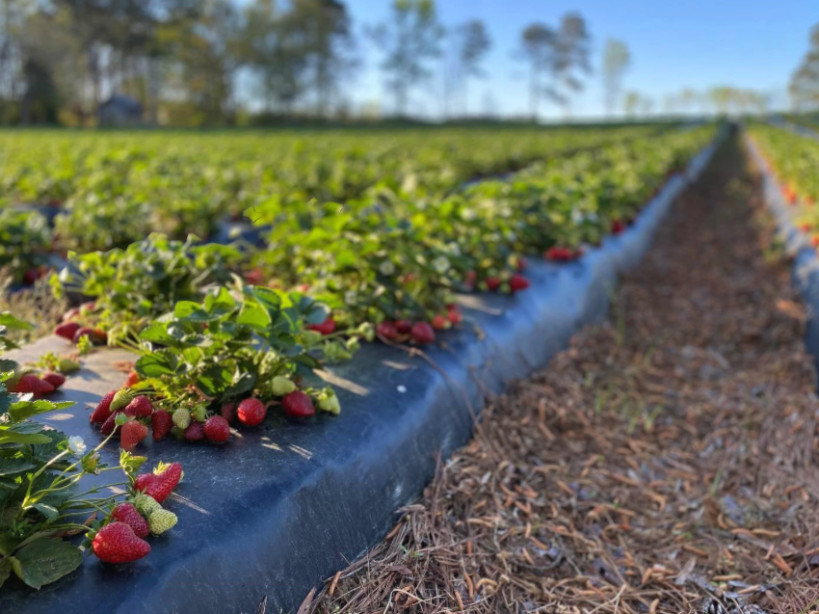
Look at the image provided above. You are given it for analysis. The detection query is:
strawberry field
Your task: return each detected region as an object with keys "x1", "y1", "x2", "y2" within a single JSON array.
[{"x1": 0, "y1": 123, "x2": 722, "y2": 611}]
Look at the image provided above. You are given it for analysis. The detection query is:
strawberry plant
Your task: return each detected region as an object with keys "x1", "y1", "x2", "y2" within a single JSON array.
[{"x1": 0, "y1": 313, "x2": 181, "y2": 589}]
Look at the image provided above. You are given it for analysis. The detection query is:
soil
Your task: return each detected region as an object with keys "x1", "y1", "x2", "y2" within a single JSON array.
[{"x1": 300, "y1": 133, "x2": 819, "y2": 614}]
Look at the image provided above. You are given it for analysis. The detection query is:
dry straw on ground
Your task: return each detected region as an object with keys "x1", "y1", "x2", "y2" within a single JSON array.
[{"x1": 300, "y1": 136, "x2": 819, "y2": 614}]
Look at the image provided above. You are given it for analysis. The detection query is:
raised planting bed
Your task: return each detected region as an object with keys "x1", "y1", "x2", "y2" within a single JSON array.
[
  {"x1": 745, "y1": 131, "x2": 819, "y2": 374},
  {"x1": 0, "y1": 133, "x2": 724, "y2": 613}
]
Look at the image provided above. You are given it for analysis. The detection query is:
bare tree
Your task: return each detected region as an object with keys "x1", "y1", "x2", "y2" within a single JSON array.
[
  {"x1": 790, "y1": 24, "x2": 819, "y2": 110},
  {"x1": 443, "y1": 19, "x2": 490, "y2": 117},
  {"x1": 369, "y1": 0, "x2": 444, "y2": 117},
  {"x1": 518, "y1": 23, "x2": 556, "y2": 121},
  {"x1": 602, "y1": 38, "x2": 629, "y2": 117}
]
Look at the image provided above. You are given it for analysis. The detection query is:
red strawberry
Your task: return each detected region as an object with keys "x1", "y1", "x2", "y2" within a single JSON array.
[
  {"x1": 120, "y1": 420, "x2": 148, "y2": 452},
  {"x1": 801, "y1": 223, "x2": 812, "y2": 233},
  {"x1": 203, "y1": 416, "x2": 230, "y2": 443},
  {"x1": 150, "y1": 410, "x2": 173, "y2": 441},
  {"x1": 611, "y1": 219, "x2": 625, "y2": 234},
  {"x1": 22, "y1": 267, "x2": 42, "y2": 285},
  {"x1": 73, "y1": 327, "x2": 106, "y2": 345},
  {"x1": 101, "y1": 412, "x2": 121, "y2": 436},
  {"x1": 516, "y1": 257, "x2": 527, "y2": 272},
  {"x1": 237, "y1": 398, "x2": 266, "y2": 426},
  {"x1": 92, "y1": 522, "x2": 150, "y2": 564},
  {"x1": 308, "y1": 317, "x2": 336, "y2": 335},
  {"x1": 281, "y1": 390, "x2": 316, "y2": 418},
  {"x1": 10, "y1": 374, "x2": 54, "y2": 397},
  {"x1": 41, "y1": 372, "x2": 66, "y2": 390},
  {"x1": 395, "y1": 319, "x2": 413, "y2": 334},
  {"x1": 485, "y1": 277, "x2": 501, "y2": 291},
  {"x1": 509, "y1": 274, "x2": 530, "y2": 292},
  {"x1": 111, "y1": 503, "x2": 150, "y2": 538},
  {"x1": 124, "y1": 396, "x2": 153, "y2": 418},
  {"x1": 135, "y1": 462, "x2": 182, "y2": 503},
  {"x1": 244, "y1": 267, "x2": 265, "y2": 285},
  {"x1": 411, "y1": 322, "x2": 435, "y2": 345},
  {"x1": 431, "y1": 314, "x2": 449, "y2": 330},
  {"x1": 55, "y1": 321, "x2": 81, "y2": 341},
  {"x1": 447, "y1": 304, "x2": 462, "y2": 325},
  {"x1": 184, "y1": 422, "x2": 205, "y2": 442},
  {"x1": 813, "y1": 236, "x2": 819, "y2": 248},
  {"x1": 220, "y1": 402, "x2": 236, "y2": 423},
  {"x1": 124, "y1": 370, "x2": 140, "y2": 387},
  {"x1": 91, "y1": 390, "x2": 117, "y2": 424},
  {"x1": 62, "y1": 307, "x2": 80, "y2": 322},
  {"x1": 464, "y1": 270, "x2": 478, "y2": 286},
  {"x1": 376, "y1": 321, "x2": 399, "y2": 340},
  {"x1": 133, "y1": 473, "x2": 155, "y2": 493}
]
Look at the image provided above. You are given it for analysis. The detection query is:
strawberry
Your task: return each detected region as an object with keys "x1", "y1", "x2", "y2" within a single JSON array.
[
  {"x1": 172, "y1": 407, "x2": 191, "y2": 430},
  {"x1": 62, "y1": 307, "x2": 80, "y2": 322},
  {"x1": 41, "y1": 372, "x2": 66, "y2": 390},
  {"x1": 151, "y1": 410, "x2": 173, "y2": 441},
  {"x1": 135, "y1": 462, "x2": 182, "y2": 504},
  {"x1": 147, "y1": 509, "x2": 178, "y2": 535},
  {"x1": 395, "y1": 319, "x2": 413, "y2": 334},
  {"x1": 464, "y1": 270, "x2": 477, "y2": 286},
  {"x1": 184, "y1": 422, "x2": 205, "y2": 442},
  {"x1": 486, "y1": 277, "x2": 501, "y2": 291},
  {"x1": 10, "y1": 374, "x2": 54, "y2": 397},
  {"x1": 124, "y1": 370, "x2": 140, "y2": 387},
  {"x1": 431, "y1": 314, "x2": 450, "y2": 330},
  {"x1": 376, "y1": 321, "x2": 399, "y2": 340},
  {"x1": 219, "y1": 402, "x2": 236, "y2": 423},
  {"x1": 133, "y1": 493, "x2": 161, "y2": 516},
  {"x1": 55, "y1": 321, "x2": 81, "y2": 341},
  {"x1": 58, "y1": 357, "x2": 81, "y2": 374},
  {"x1": 111, "y1": 503, "x2": 150, "y2": 538},
  {"x1": 244, "y1": 267, "x2": 265, "y2": 285},
  {"x1": 111, "y1": 388, "x2": 136, "y2": 412},
  {"x1": 516, "y1": 257, "x2": 527, "y2": 272},
  {"x1": 22, "y1": 267, "x2": 42, "y2": 285},
  {"x1": 237, "y1": 398, "x2": 266, "y2": 426},
  {"x1": 90, "y1": 390, "x2": 117, "y2": 424},
  {"x1": 281, "y1": 390, "x2": 316, "y2": 418},
  {"x1": 272, "y1": 376, "x2": 296, "y2": 396},
  {"x1": 101, "y1": 412, "x2": 120, "y2": 436},
  {"x1": 447, "y1": 305, "x2": 462, "y2": 325},
  {"x1": 133, "y1": 473, "x2": 155, "y2": 493},
  {"x1": 611, "y1": 219, "x2": 625, "y2": 234},
  {"x1": 123, "y1": 395, "x2": 153, "y2": 418},
  {"x1": 411, "y1": 322, "x2": 435, "y2": 345},
  {"x1": 92, "y1": 522, "x2": 150, "y2": 564},
  {"x1": 203, "y1": 416, "x2": 230, "y2": 443},
  {"x1": 120, "y1": 420, "x2": 148, "y2": 452},
  {"x1": 308, "y1": 317, "x2": 336, "y2": 335},
  {"x1": 73, "y1": 327, "x2": 106, "y2": 345},
  {"x1": 509, "y1": 274, "x2": 530, "y2": 292}
]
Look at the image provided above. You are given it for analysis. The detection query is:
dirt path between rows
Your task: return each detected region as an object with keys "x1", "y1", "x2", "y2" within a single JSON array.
[{"x1": 303, "y1": 133, "x2": 819, "y2": 614}]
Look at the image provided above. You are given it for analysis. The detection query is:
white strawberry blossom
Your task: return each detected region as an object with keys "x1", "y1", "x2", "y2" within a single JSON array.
[{"x1": 68, "y1": 436, "x2": 86, "y2": 456}]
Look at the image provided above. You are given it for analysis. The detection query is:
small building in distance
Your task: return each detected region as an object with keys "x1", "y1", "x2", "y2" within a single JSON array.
[{"x1": 97, "y1": 95, "x2": 143, "y2": 127}]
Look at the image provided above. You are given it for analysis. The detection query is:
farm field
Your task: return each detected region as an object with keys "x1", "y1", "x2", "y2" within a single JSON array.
[
  {"x1": 5, "y1": 115, "x2": 819, "y2": 614},
  {"x1": 0, "y1": 123, "x2": 723, "y2": 602}
]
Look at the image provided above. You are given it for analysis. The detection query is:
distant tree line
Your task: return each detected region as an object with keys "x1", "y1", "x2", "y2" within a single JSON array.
[{"x1": 0, "y1": 0, "x2": 778, "y2": 126}]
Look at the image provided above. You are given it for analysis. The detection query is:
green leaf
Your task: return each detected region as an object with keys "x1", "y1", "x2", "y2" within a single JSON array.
[
  {"x1": 0, "y1": 558, "x2": 11, "y2": 589},
  {"x1": 138, "y1": 322, "x2": 175, "y2": 344},
  {"x1": 0, "y1": 458, "x2": 38, "y2": 477},
  {"x1": 10, "y1": 539, "x2": 82, "y2": 589},
  {"x1": 237, "y1": 302, "x2": 271, "y2": 329},
  {"x1": 31, "y1": 503, "x2": 59, "y2": 521},
  {"x1": 0, "y1": 428, "x2": 51, "y2": 445},
  {"x1": 136, "y1": 353, "x2": 177, "y2": 377}
]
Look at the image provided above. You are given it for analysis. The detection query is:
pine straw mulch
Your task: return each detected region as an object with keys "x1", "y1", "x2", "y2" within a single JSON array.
[{"x1": 301, "y1": 135, "x2": 819, "y2": 614}]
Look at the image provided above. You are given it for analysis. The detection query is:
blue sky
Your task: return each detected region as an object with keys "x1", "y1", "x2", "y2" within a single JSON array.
[{"x1": 333, "y1": 0, "x2": 813, "y2": 119}]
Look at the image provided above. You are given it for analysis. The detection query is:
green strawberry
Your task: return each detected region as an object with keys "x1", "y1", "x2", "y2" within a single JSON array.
[
  {"x1": 110, "y1": 388, "x2": 136, "y2": 412},
  {"x1": 317, "y1": 390, "x2": 341, "y2": 415},
  {"x1": 172, "y1": 408, "x2": 191, "y2": 430},
  {"x1": 272, "y1": 375, "x2": 296, "y2": 396},
  {"x1": 148, "y1": 509, "x2": 178, "y2": 535},
  {"x1": 58, "y1": 357, "x2": 81, "y2": 374},
  {"x1": 133, "y1": 493, "x2": 161, "y2": 516}
]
